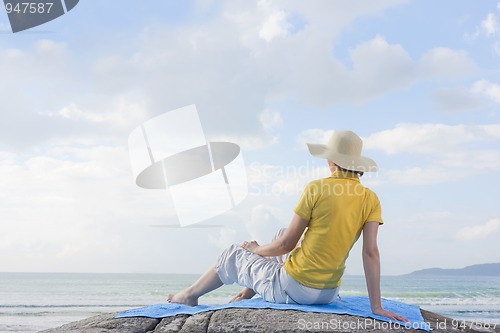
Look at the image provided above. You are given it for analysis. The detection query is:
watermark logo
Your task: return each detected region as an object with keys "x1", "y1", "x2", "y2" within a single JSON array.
[
  {"x1": 3, "y1": 0, "x2": 79, "y2": 33},
  {"x1": 128, "y1": 105, "x2": 248, "y2": 227}
]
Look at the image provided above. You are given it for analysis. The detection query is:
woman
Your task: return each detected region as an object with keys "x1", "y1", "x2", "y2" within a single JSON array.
[{"x1": 168, "y1": 130, "x2": 409, "y2": 323}]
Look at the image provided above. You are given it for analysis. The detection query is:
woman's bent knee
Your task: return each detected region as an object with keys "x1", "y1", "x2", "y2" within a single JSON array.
[{"x1": 215, "y1": 244, "x2": 241, "y2": 284}]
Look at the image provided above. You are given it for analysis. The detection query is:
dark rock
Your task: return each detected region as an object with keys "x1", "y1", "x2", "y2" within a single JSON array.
[
  {"x1": 40, "y1": 312, "x2": 159, "y2": 333},
  {"x1": 40, "y1": 308, "x2": 500, "y2": 333},
  {"x1": 208, "y1": 308, "x2": 437, "y2": 332},
  {"x1": 179, "y1": 311, "x2": 214, "y2": 333},
  {"x1": 150, "y1": 314, "x2": 189, "y2": 333},
  {"x1": 420, "y1": 310, "x2": 500, "y2": 333}
]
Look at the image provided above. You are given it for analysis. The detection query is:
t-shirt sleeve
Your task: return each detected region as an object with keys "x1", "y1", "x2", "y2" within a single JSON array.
[
  {"x1": 293, "y1": 182, "x2": 316, "y2": 221},
  {"x1": 366, "y1": 192, "x2": 384, "y2": 225}
]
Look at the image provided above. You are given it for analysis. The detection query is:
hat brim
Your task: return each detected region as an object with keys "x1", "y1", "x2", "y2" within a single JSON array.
[{"x1": 306, "y1": 143, "x2": 378, "y2": 172}]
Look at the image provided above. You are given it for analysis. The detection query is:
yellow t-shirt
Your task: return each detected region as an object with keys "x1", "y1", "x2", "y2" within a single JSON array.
[{"x1": 283, "y1": 171, "x2": 383, "y2": 289}]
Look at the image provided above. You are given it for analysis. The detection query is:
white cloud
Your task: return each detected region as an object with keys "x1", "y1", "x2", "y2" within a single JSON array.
[
  {"x1": 0, "y1": 40, "x2": 153, "y2": 149},
  {"x1": 287, "y1": 35, "x2": 476, "y2": 107},
  {"x1": 365, "y1": 123, "x2": 500, "y2": 155},
  {"x1": 285, "y1": 35, "x2": 416, "y2": 106},
  {"x1": 296, "y1": 128, "x2": 334, "y2": 148},
  {"x1": 0, "y1": 146, "x2": 177, "y2": 228},
  {"x1": 432, "y1": 86, "x2": 488, "y2": 112},
  {"x1": 382, "y1": 167, "x2": 462, "y2": 185},
  {"x1": 349, "y1": 35, "x2": 415, "y2": 96},
  {"x1": 494, "y1": 41, "x2": 500, "y2": 55},
  {"x1": 247, "y1": 161, "x2": 330, "y2": 196},
  {"x1": 0, "y1": 39, "x2": 69, "y2": 82},
  {"x1": 418, "y1": 47, "x2": 476, "y2": 79},
  {"x1": 471, "y1": 80, "x2": 500, "y2": 103},
  {"x1": 0, "y1": 20, "x2": 10, "y2": 31},
  {"x1": 208, "y1": 228, "x2": 238, "y2": 249},
  {"x1": 398, "y1": 211, "x2": 452, "y2": 224},
  {"x1": 208, "y1": 132, "x2": 278, "y2": 150},
  {"x1": 0, "y1": 2, "x2": 479, "y2": 150},
  {"x1": 274, "y1": 0, "x2": 407, "y2": 35},
  {"x1": 3, "y1": 1, "x2": 497, "y2": 274},
  {"x1": 375, "y1": 145, "x2": 500, "y2": 185},
  {"x1": 296, "y1": 124, "x2": 500, "y2": 186},
  {"x1": 432, "y1": 80, "x2": 500, "y2": 112},
  {"x1": 361, "y1": 123, "x2": 500, "y2": 185},
  {"x1": 0, "y1": 145, "x2": 194, "y2": 272},
  {"x1": 258, "y1": 0, "x2": 291, "y2": 42},
  {"x1": 464, "y1": 9, "x2": 500, "y2": 55},
  {"x1": 455, "y1": 218, "x2": 500, "y2": 242},
  {"x1": 259, "y1": 109, "x2": 283, "y2": 130},
  {"x1": 35, "y1": 39, "x2": 67, "y2": 57},
  {"x1": 93, "y1": 8, "x2": 477, "y2": 132},
  {"x1": 49, "y1": 96, "x2": 149, "y2": 130},
  {"x1": 245, "y1": 204, "x2": 284, "y2": 243},
  {"x1": 481, "y1": 13, "x2": 498, "y2": 36}
]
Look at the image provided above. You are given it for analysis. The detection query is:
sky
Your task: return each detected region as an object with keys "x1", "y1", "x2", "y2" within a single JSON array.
[{"x1": 0, "y1": 0, "x2": 499, "y2": 276}]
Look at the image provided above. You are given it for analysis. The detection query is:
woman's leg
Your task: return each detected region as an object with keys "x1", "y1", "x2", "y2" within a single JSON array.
[
  {"x1": 229, "y1": 228, "x2": 290, "y2": 302},
  {"x1": 167, "y1": 263, "x2": 223, "y2": 306},
  {"x1": 216, "y1": 243, "x2": 286, "y2": 303}
]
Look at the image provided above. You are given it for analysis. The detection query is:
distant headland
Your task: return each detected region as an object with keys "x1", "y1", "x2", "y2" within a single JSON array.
[{"x1": 407, "y1": 263, "x2": 500, "y2": 276}]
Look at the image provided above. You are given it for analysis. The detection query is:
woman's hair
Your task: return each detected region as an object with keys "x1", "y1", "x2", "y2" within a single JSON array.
[{"x1": 337, "y1": 165, "x2": 364, "y2": 177}]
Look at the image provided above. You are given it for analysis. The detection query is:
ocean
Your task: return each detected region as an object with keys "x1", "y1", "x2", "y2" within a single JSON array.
[{"x1": 0, "y1": 272, "x2": 499, "y2": 333}]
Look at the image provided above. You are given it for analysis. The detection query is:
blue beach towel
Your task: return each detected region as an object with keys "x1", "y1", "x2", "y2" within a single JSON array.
[{"x1": 116, "y1": 295, "x2": 429, "y2": 331}]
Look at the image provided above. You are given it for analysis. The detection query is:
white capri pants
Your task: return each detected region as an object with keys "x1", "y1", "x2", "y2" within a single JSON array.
[{"x1": 214, "y1": 228, "x2": 340, "y2": 304}]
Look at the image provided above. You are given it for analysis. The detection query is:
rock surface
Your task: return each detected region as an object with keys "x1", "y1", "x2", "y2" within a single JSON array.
[{"x1": 40, "y1": 308, "x2": 500, "y2": 333}]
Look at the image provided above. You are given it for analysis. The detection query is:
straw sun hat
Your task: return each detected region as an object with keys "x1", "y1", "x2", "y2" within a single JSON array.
[{"x1": 306, "y1": 130, "x2": 378, "y2": 172}]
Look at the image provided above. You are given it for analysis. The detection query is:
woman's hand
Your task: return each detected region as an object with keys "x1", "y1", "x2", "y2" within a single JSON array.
[
  {"x1": 372, "y1": 306, "x2": 410, "y2": 323},
  {"x1": 240, "y1": 240, "x2": 260, "y2": 254}
]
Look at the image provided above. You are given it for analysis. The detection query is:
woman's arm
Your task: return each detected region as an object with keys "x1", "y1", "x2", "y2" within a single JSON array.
[
  {"x1": 362, "y1": 221, "x2": 409, "y2": 323},
  {"x1": 241, "y1": 213, "x2": 308, "y2": 257}
]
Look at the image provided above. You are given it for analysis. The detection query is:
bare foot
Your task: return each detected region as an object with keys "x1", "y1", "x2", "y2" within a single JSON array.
[
  {"x1": 167, "y1": 290, "x2": 198, "y2": 306},
  {"x1": 229, "y1": 287, "x2": 256, "y2": 303}
]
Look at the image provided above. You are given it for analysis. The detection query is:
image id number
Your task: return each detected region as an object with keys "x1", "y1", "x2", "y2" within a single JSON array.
[{"x1": 5, "y1": 2, "x2": 54, "y2": 14}]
